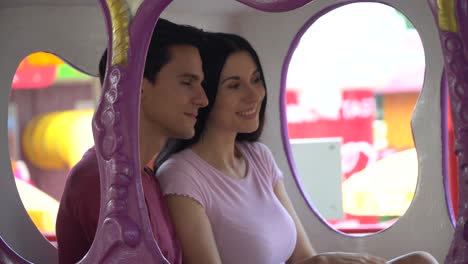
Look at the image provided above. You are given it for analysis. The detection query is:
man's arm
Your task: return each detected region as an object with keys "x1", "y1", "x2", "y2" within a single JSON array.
[
  {"x1": 56, "y1": 148, "x2": 100, "y2": 264},
  {"x1": 56, "y1": 204, "x2": 93, "y2": 264}
]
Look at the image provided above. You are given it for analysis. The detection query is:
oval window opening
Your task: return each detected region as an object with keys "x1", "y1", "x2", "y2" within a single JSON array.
[
  {"x1": 284, "y1": 3, "x2": 425, "y2": 235},
  {"x1": 8, "y1": 52, "x2": 99, "y2": 246}
]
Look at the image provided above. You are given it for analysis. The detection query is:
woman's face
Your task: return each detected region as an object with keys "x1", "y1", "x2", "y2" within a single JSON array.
[{"x1": 206, "y1": 51, "x2": 265, "y2": 135}]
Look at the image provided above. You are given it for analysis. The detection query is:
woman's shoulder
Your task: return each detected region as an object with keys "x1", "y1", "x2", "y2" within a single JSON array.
[
  {"x1": 239, "y1": 140, "x2": 267, "y2": 151},
  {"x1": 158, "y1": 149, "x2": 194, "y2": 173},
  {"x1": 156, "y1": 148, "x2": 214, "y2": 182},
  {"x1": 238, "y1": 141, "x2": 274, "y2": 160}
]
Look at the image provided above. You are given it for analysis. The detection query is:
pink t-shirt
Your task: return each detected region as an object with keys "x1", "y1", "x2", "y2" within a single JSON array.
[{"x1": 158, "y1": 142, "x2": 297, "y2": 264}]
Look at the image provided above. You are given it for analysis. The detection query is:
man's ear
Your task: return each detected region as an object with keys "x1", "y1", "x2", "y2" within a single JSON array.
[{"x1": 141, "y1": 79, "x2": 150, "y2": 98}]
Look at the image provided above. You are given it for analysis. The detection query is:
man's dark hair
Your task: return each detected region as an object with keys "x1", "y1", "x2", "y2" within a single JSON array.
[{"x1": 98, "y1": 18, "x2": 205, "y2": 85}]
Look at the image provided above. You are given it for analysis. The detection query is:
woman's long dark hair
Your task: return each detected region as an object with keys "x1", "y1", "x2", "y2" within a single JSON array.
[{"x1": 154, "y1": 32, "x2": 268, "y2": 169}]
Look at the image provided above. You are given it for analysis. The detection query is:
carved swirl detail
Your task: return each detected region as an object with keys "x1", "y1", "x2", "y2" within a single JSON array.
[
  {"x1": 94, "y1": 66, "x2": 140, "y2": 251},
  {"x1": 99, "y1": 69, "x2": 124, "y2": 160}
]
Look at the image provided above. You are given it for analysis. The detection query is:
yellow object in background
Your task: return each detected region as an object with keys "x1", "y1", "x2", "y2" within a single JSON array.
[
  {"x1": 14, "y1": 178, "x2": 59, "y2": 233},
  {"x1": 342, "y1": 148, "x2": 418, "y2": 216},
  {"x1": 23, "y1": 110, "x2": 95, "y2": 170},
  {"x1": 27, "y1": 52, "x2": 64, "y2": 66}
]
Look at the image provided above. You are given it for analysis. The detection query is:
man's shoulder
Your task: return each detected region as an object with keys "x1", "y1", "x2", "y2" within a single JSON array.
[
  {"x1": 61, "y1": 147, "x2": 100, "y2": 203},
  {"x1": 67, "y1": 147, "x2": 99, "y2": 185}
]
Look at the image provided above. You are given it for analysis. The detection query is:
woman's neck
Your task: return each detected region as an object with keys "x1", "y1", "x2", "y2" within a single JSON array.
[{"x1": 192, "y1": 128, "x2": 245, "y2": 178}]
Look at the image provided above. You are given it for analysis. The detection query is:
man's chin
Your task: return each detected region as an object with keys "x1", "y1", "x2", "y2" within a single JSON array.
[{"x1": 175, "y1": 129, "x2": 195, "y2": 140}]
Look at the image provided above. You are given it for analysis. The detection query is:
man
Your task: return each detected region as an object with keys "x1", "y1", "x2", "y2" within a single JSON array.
[{"x1": 56, "y1": 18, "x2": 208, "y2": 264}]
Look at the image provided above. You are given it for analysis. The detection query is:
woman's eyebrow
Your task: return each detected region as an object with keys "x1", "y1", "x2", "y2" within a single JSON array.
[
  {"x1": 220, "y1": 76, "x2": 240, "y2": 86},
  {"x1": 252, "y1": 69, "x2": 260, "y2": 75},
  {"x1": 220, "y1": 69, "x2": 260, "y2": 85}
]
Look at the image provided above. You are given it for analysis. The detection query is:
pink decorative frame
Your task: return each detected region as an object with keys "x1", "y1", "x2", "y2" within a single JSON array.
[
  {"x1": 0, "y1": 0, "x2": 465, "y2": 263},
  {"x1": 428, "y1": 0, "x2": 468, "y2": 262}
]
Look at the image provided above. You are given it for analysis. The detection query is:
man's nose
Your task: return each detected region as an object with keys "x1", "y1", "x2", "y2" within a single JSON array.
[{"x1": 194, "y1": 85, "x2": 209, "y2": 107}]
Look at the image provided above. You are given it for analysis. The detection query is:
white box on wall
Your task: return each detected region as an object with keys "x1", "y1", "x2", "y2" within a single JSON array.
[{"x1": 290, "y1": 138, "x2": 343, "y2": 220}]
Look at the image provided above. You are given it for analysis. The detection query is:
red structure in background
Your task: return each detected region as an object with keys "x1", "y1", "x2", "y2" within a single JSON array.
[
  {"x1": 286, "y1": 89, "x2": 375, "y2": 178},
  {"x1": 448, "y1": 100, "x2": 458, "y2": 219},
  {"x1": 12, "y1": 58, "x2": 56, "y2": 89},
  {"x1": 286, "y1": 89, "x2": 380, "y2": 226}
]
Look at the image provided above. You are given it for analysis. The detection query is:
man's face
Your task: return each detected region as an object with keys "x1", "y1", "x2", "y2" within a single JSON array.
[{"x1": 140, "y1": 44, "x2": 208, "y2": 139}]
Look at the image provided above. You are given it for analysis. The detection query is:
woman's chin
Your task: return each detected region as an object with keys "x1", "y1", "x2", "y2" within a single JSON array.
[{"x1": 239, "y1": 125, "x2": 258, "y2": 134}]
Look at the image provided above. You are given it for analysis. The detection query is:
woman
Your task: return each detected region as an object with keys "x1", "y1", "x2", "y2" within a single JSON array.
[{"x1": 156, "y1": 32, "x2": 438, "y2": 264}]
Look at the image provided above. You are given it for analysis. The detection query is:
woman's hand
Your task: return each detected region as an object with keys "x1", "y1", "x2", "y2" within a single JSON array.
[{"x1": 297, "y1": 252, "x2": 387, "y2": 264}]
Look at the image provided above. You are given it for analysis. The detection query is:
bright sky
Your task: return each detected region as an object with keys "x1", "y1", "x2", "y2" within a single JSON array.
[{"x1": 286, "y1": 3, "x2": 425, "y2": 118}]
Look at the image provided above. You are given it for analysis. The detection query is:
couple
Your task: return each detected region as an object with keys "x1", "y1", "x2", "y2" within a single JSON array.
[{"x1": 56, "y1": 19, "x2": 437, "y2": 264}]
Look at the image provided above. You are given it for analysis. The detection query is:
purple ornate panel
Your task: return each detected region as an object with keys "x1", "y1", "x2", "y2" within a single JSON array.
[
  {"x1": 236, "y1": 0, "x2": 313, "y2": 12},
  {"x1": 429, "y1": 0, "x2": 468, "y2": 263},
  {"x1": 77, "y1": 0, "x2": 172, "y2": 263}
]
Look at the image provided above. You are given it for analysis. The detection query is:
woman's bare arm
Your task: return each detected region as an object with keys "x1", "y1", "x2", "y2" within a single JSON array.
[
  {"x1": 274, "y1": 180, "x2": 387, "y2": 264},
  {"x1": 165, "y1": 195, "x2": 222, "y2": 264}
]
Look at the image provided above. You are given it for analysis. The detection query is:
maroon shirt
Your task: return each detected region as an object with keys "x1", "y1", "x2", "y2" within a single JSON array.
[{"x1": 56, "y1": 147, "x2": 181, "y2": 264}]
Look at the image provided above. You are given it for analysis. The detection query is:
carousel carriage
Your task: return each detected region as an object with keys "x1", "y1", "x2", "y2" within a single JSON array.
[{"x1": 0, "y1": 0, "x2": 464, "y2": 263}]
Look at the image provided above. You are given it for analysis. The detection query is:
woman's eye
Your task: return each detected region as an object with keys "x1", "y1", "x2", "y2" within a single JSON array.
[
  {"x1": 228, "y1": 83, "x2": 240, "y2": 89},
  {"x1": 252, "y1": 75, "x2": 263, "y2": 84},
  {"x1": 181, "y1": 81, "x2": 192, "y2": 86}
]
